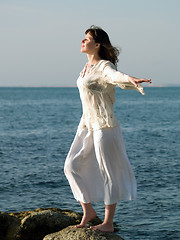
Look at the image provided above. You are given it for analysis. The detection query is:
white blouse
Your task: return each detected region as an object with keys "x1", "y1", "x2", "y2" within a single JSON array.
[{"x1": 77, "y1": 60, "x2": 145, "y2": 131}]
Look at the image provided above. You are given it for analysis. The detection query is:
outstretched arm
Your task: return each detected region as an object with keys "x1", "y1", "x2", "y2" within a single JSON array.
[{"x1": 102, "y1": 61, "x2": 152, "y2": 95}]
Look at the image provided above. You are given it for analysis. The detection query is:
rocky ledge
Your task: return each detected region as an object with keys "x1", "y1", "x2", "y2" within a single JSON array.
[{"x1": 0, "y1": 208, "x2": 123, "y2": 240}]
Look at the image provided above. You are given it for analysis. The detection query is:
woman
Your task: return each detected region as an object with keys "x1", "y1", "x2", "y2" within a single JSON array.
[{"x1": 64, "y1": 25, "x2": 151, "y2": 233}]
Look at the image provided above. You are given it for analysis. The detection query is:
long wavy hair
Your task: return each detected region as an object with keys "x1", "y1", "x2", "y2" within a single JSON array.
[{"x1": 85, "y1": 25, "x2": 120, "y2": 67}]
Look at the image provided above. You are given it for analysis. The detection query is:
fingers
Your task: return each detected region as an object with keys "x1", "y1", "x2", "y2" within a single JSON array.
[
  {"x1": 129, "y1": 78, "x2": 152, "y2": 87},
  {"x1": 146, "y1": 78, "x2": 152, "y2": 83},
  {"x1": 139, "y1": 78, "x2": 152, "y2": 84}
]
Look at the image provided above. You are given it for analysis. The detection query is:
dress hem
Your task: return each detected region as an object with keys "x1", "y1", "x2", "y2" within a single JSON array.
[{"x1": 74, "y1": 196, "x2": 137, "y2": 205}]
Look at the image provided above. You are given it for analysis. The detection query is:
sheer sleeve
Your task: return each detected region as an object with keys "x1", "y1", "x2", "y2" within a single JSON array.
[{"x1": 102, "y1": 61, "x2": 145, "y2": 95}]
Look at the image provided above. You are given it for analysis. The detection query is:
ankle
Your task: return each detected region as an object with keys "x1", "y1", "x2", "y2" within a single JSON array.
[
  {"x1": 83, "y1": 208, "x2": 96, "y2": 215},
  {"x1": 103, "y1": 221, "x2": 113, "y2": 226}
]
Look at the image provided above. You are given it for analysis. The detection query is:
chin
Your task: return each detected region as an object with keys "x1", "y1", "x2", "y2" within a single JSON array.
[{"x1": 81, "y1": 49, "x2": 86, "y2": 53}]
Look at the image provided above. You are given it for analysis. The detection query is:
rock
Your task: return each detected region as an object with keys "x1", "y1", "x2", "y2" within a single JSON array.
[
  {"x1": 43, "y1": 225, "x2": 123, "y2": 240},
  {"x1": 0, "y1": 212, "x2": 20, "y2": 240},
  {"x1": 0, "y1": 208, "x2": 103, "y2": 240},
  {"x1": 18, "y1": 209, "x2": 77, "y2": 240},
  {"x1": 0, "y1": 208, "x2": 123, "y2": 240}
]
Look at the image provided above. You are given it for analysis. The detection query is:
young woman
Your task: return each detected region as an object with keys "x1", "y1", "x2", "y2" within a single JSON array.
[{"x1": 64, "y1": 25, "x2": 151, "y2": 233}]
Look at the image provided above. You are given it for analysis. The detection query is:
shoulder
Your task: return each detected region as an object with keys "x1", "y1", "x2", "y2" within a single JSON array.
[{"x1": 99, "y1": 60, "x2": 116, "y2": 71}]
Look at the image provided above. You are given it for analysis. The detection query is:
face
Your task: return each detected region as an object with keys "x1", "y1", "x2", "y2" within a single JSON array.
[{"x1": 81, "y1": 32, "x2": 99, "y2": 54}]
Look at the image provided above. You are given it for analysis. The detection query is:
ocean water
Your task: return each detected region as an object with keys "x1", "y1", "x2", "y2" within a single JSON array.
[{"x1": 0, "y1": 87, "x2": 179, "y2": 240}]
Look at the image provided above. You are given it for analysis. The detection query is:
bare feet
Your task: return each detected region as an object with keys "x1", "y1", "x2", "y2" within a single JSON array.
[
  {"x1": 74, "y1": 209, "x2": 97, "y2": 228},
  {"x1": 90, "y1": 223, "x2": 114, "y2": 232}
]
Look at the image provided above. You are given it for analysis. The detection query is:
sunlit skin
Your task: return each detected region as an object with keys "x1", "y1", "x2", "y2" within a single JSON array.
[
  {"x1": 74, "y1": 33, "x2": 152, "y2": 233},
  {"x1": 81, "y1": 33, "x2": 101, "y2": 71}
]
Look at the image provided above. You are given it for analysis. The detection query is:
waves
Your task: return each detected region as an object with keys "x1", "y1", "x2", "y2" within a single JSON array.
[{"x1": 0, "y1": 87, "x2": 179, "y2": 239}]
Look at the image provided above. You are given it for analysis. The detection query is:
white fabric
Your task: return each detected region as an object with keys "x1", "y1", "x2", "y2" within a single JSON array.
[
  {"x1": 64, "y1": 126, "x2": 137, "y2": 205},
  {"x1": 64, "y1": 60, "x2": 140, "y2": 204},
  {"x1": 77, "y1": 60, "x2": 145, "y2": 131}
]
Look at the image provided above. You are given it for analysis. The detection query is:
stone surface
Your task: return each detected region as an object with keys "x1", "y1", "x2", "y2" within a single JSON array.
[
  {"x1": 43, "y1": 225, "x2": 123, "y2": 240},
  {"x1": 0, "y1": 208, "x2": 103, "y2": 240},
  {"x1": 0, "y1": 212, "x2": 20, "y2": 240},
  {"x1": 18, "y1": 209, "x2": 77, "y2": 240}
]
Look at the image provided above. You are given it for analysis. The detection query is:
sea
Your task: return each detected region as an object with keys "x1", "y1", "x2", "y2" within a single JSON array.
[{"x1": 0, "y1": 87, "x2": 179, "y2": 240}]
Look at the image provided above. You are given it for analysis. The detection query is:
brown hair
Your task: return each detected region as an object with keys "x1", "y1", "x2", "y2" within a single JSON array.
[{"x1": 85, "y1": 25, "x2": 120, "y2": 67}]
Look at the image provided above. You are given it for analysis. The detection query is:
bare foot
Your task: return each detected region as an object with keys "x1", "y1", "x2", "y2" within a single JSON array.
[
  {"x1": 74, "y1": 209, "x2": 97, "y2": 228},
  {"x1": 90, "y1": 223, "x2": 114, "y2": 232}
]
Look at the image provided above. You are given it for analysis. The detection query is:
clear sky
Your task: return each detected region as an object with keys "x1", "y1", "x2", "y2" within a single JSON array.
[{"x1": 0, "y1": 0, "x2": 179, "y2": 87}]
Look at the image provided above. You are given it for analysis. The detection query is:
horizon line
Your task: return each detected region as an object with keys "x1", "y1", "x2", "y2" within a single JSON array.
[{"x1": 0, "y1": 85, "x2": 180, "y2": 88}]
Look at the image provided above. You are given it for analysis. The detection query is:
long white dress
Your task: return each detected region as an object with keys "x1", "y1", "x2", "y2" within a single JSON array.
[{"x1": 64, "y1": 60, "x2": 144, "y2": 205}]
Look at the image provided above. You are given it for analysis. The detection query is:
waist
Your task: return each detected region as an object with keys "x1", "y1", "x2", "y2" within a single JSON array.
[{"x1": 78, "y1": 114, "x2": 119, "y2": 131}]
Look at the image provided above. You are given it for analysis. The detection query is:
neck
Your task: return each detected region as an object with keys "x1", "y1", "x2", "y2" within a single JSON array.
[{"x1": 87, "y1": 53, "x2": 101, "y2": 66}]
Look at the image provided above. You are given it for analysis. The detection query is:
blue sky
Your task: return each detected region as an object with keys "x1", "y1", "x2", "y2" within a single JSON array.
[{"x1": 0, "y1": 0, "x2": 179, "y2": 86}]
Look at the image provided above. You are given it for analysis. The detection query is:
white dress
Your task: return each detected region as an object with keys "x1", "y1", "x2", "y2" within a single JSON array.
[{"x1": 64, "y1": 60, "x2": 144, "y2": 205}]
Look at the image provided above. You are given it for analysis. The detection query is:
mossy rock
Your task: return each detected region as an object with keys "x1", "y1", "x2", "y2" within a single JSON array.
[
  {"x1": 43, "y1": 225, "x2": 123, "y2": 240},
  {"x1": 0, "y1": 208, "x2": 102, "y2": 240}
]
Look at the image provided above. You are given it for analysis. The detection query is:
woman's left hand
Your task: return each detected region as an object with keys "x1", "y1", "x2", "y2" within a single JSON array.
[{"x1": 128, "y1": 77, "x2": 152, "y2": 87}]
